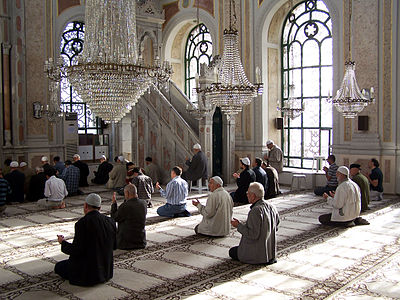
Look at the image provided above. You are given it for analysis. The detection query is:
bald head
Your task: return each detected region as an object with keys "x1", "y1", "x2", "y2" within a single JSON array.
[{"x1": 124, "y1": 183, "x2": 137, "y2": 199}]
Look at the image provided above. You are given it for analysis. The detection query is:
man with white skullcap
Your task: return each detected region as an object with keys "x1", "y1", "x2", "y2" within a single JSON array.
[
  {"x1": 231, "y1": 157, "x2": 256, "y2": 206},
  {"x1": 182, "y1": 143, "x2": 208, "y2": 183},
  {"x1": 4, "y1": 161, "x2": 25, "y2": 203},
  {"x1": 192, "y1": 176, "x2": 233, "y2": 236},
  {"x1": 92, "y1": 155, "x2": 113, "y2": 185},
  {"x1": 263, "y1": 140, "x2": 283, "y2": 173},
  {"x1": 72, "y1": 154, "x2": 90, "y2": 187},
  {"x1": 19, "y1": 161, "x2": 35, "y2": 197},
  {"x1": 319, "y1": 166, "x2": 368, "y2": 226},
  {"x1": 55, "y1": 193, "x2": 116, "y2": 286}
]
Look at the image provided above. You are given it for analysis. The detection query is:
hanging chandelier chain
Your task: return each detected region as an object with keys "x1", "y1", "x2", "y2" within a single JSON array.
[{"x1": 348, "y1": 0, "x2": 352, "y2": 61}]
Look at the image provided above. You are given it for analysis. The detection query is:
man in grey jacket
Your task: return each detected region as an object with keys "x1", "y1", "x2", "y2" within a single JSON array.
[
  {"x1": 229, "y1": 182, "x2": 280, "y2": 265},
  {"x1": 182, "y1": 143, "x2": 208, "y2": 183}
]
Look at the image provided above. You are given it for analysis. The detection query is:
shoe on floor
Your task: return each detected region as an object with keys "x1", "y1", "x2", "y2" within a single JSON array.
[
  {"x1": 147, "y1": 202, "x2": 153, "y2": 208},
  {"x1": 354, "y1": 217, "x2": 370, "y2": 225},
  {"x1": 173, "y1": 210, "x2": 191, "y2": 217}
]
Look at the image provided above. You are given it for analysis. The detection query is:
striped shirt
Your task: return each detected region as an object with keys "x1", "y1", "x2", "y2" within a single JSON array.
[
  {"x1": 132, "y1": 173, "x2": 154, "y2": 200},
  {"x1": 0, "y1": 178, "x2": 11, "y2": 206},
  {"x1": 159, "y1": 176, "x2": 188, "y2": 205},
  {"x1": 327, "y1": 163, "x2": 338, "y2": 187}
]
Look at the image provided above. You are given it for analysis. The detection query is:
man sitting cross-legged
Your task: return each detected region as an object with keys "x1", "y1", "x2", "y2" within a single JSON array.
[
  {"x1": 55, "y1": 193, "x2": 116, "y2": 286},
  {"x1": 319, "y1": 166, "x2": 369, "y2": 226},
  {"x1": 111, "y1": 184, "x2": 147, "y2": 250},
  {"x1": 192, "y1": 176, "x2": 233, "y2": 237},
  {"x1": 37, "y1": 168, "x2": 68, "y2": 209},
  {"x1": 229, "y1": 182, "x2": 280, "y2": 264},
  {"x1": 155, "y1": 166, "x2": 190, "y2": 218}
]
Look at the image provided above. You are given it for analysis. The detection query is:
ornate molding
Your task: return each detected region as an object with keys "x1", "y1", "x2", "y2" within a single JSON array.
[{"x1": 137, "y1": 0, "x2": 164, "y2": 20}]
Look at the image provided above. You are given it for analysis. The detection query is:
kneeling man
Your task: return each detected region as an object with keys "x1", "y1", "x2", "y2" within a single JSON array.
[
  {"x1": 111, "y1": 184, "x2": 147, "y2": 249},
  {"x1": 319, "y1": 166, "x2": 367, "y2": 226},
  {"x1": 55, "y1": 193, "x2": 116, "y2": 286},
  {"x1": 192, "y1": 176, "x2": 233, "y2": 237},
  {"x1": 229, "y1": 182, "x2": 280, "y2": 264}
]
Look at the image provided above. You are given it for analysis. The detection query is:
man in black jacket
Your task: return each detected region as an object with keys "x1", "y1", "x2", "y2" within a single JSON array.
[
  {"x1": 55, "y1": 193, "x2": 116, "y2": 286},
  {"x1": 252, "y1": 157, "x2": 268, "y2": 197},
  {"x1": 231, "y1": 157, "x2": 256, "y2": 205},
  {"x1": 26, "y1": 167, "x2": 47, "y2": 202},
  {"x1": 91, "y1": 155, "x2": 113, "y2": 184},
  {"x1": 5, "y1": 161, "x2": 25, "y2": 203},
  {"x1": 182, "y1": 143, "x2": 208, "y2": 183},
  {"x1": 111, "y1": 183, "x2": 147, "y2": 249},
  {"x1": 73, "y1": 154, "x2": 89, "y2": 187}
]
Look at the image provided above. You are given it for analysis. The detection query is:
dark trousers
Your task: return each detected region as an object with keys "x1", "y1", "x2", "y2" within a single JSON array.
[
  {"x1": 54, "y1": 259, "x2": 69, "y2": 280},
  {"x1": 229, "y1": 246, "x2": 239, "y2": 261},
  {"x1": 319, "y1": 213, "x2": 354, "y2": 226},
  {"x1": 314, "y1": 185, "x2": 336, "y2": 196}
]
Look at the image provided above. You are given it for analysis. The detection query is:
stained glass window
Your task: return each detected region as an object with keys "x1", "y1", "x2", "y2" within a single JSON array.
[
  {"x1": 184, "y1": 23, "x2": 213, "y2": 102},
  {"x1": 60, "y1": 21, "x2": 101, "y2": 135},
  {"x1": 281, "y1": 0, "x2": 333, "y2": 168}
]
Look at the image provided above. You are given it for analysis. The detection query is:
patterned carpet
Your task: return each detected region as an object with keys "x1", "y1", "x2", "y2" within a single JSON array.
[{"x1": 0, "y1": 186, "x2": 399, "y2": 300}]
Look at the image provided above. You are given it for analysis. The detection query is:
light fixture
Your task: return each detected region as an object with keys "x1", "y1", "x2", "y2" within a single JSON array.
[
  {"x1": 277, "y1": 83, "x2": 304, "y2": 120},
  {"x1": 327, "y1": 0, "x2": 374, "y2": 118},
  {"x1": 196, "y1": 0, "x2": 263, "y2": 119},
  {"x1": 45, "y1": 0, "x2": 172, "y2": 123}
]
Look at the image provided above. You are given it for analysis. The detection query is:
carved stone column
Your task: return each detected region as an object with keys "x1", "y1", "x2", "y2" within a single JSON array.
[
  {"x1": 199, "y1": 113, "x2": 213, "y2": 177},
  {"x1": 222, "y1": 115, "x2": 236, "y2": 184},
  {"x1": 2, "y1": 43, "x2": 12, "y2": 146}
]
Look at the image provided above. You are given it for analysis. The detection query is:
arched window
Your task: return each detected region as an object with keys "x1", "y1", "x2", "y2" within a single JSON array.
[
  {"x1": 281, "y1": 0, "x2": 332, "y2": 168},
  {"x1": 60, "y1": 21, "x2": 101, "y2": 134},
  {"x1": 184, "y1": 23, "x2": 213, "y2": 102}
]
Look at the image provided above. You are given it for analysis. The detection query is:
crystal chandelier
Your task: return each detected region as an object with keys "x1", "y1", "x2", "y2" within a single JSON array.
[
  {"x1": 196, "y1": 0, "x2": 263, "y2": 118},
  {"x1": 277, "y1": 84, "x2": 304, "y2": 120},
  {"x1": 45, "y1": 0, "x2": 172, "y2": 123},
  {"x1": 327, "y1": 0, "x2": 374, "y2": 118}
]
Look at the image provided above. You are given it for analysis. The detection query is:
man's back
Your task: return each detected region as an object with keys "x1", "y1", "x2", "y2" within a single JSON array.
[
  {"x1": 60, "y1": 166, "x2": 80, "y2": 194},
  {"x1": 184, "y1": 151, "x2": 208, "y2": 182},
  {"x1": 73, "y1": 160, "x2": 89, "y2": 187},
  {"x1": 264, "y1": 166, "x2": 280, "y2": 199},
  {"x1": 132, "y1": 173, "x2": 153, "y2": 200},
  {"x1": 111, "y1": 198, "x2": 147, "y2": 249},
  {"x1": 253, "y1": 166, "x2": 268, "y2": 194},
  {"x1": 352, "y1": 173, "x2": 370, "y2": 211},
  {"x1": 144, "y1": 163, "x2": 160, "y2": 184},
  {"x1": 61, "y1": 210, "x2": 116, "y2": 286},
  {"x1": 5, "y1": 170, "x2": 25, "y2": 203},
  {"x1": 27, "y1": 172, "x2": 47, "y2": 201},
  {"x1": 107, "y1": 163, "x2": 127, "y2": 189},
  {"x1": 237, "y1": 200, "x2": 280, "y2": 264}
]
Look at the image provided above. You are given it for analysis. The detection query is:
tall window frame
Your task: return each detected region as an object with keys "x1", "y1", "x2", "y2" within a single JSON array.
[
  {"x1": 281, "y1": 0, "x2": 333, "y2": 169},
  {"x1": 184, "y1": 23, "x2": 213, "y2": 102},
  {"x1": 60, "y1": 21, "x2": 102, "y2": 135}
]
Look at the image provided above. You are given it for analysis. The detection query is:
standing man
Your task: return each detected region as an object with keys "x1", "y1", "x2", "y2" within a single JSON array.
[
  {"x1": 231, "y1": 157, "x2": 256, "y2": 205},
  {"x1": 37, "y1": 168, "x2": 68, "y2": 209},
  {"x1": 182, "y1": 143, "x2": 208, "y2": 183},
  {"x1": 155, "y1": 166, "x2": 190, "y2": 217},
  {"x1": 229, "y1": 182, "x2": 280, "y2": 264},
  {"x1": 252, "y1": 157, "x2": 268, "y2": 197},
  {"x1": 107, "y1": 156, "x2": 127, "y2": 190},
  {"x1": 350, "y1": 163, "x2": 370, "y2": 212},
  {"x1": 144, "y1": 157, "x2": 160, "y2": 185},
  {"x1": 73, "y1": 154, "x2": 89, "y2": 187},
  {"x1": 4, "y1": 161, "x2": 25, "y2": 203},
  {"x1": 131, "y1": 167, "x2": 154, "y2": 208},
  {"x1": 0, "y1": 169, "x2": 11, "y2": 215},
  {"x1": 264, "y1": 140, "x2": 283, "y2": 173},
  {"x1": 319, "y1": 166, "x2": 367, "y2": 226},
  {"x1": 59, "y1": 160, "x2": 81, "y2": 196},
  {"x1": 91, "y1": 155, "x2": 113, "y2": 184},
  {"x1": 314, "y1": 154, "x2": 338, "y2": 196},
  {"x1": 55, "y1": 193, "x2": 116, "y2": 286},
  {"x1": 111, "y1": 184, "x2": 147, "y2": 249},
  {"x1": 192, "y1": 176, "x2": 233, "y2": 237},
  {"x1": 366, "y1": 158, "x2": 384, "y2": 201}
]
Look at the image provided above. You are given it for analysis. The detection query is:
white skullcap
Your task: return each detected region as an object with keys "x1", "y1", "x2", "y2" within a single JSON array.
[
  {"x1": 19, "y1": 162, "x2": 27, "y2": 167},
  {"x1": 211, "y1": 176, "x2": 223, "y2": 186},
  {"x1": 266, "y1": 140, "x2": 274, "y2": 145},
  {"x1": 100, "y1": 155, "x2": 107, "y2": 160},
  {"x1": 193, "y1": 143, "x2": 201, "y2": 150},
  {"x1": 240, "y1": 157, "x2": 251, "y2": 166},
  {"x1": 10, "y1": 161, "x2": 19, "y2": 168},
  {"x1": 73, "y1": 154, "x2": 80, "y2": 159},
  {"x1": 85, "y1": 193, "x2": 101, "y2": 208},
  {"x1": 41, "y1": 156, "x2": 49, "y2": 162},
  {"x1": 118, "y1": 155, "x2": 124, "y2": 162},
  {"x1": 337, "y1": 166, "x2": 349, "y2": 177}
]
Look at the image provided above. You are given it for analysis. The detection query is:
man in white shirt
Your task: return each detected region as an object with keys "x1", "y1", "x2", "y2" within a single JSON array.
[
  {"x1": 319, "y1": 166, "x2": 368, "y2": 226},
  {"x1": 37, "y1": 168, "x2": 68, "y2": 209},
  {"x1": 192, "y1": 176, "x2": 233, "y2": 237}
]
